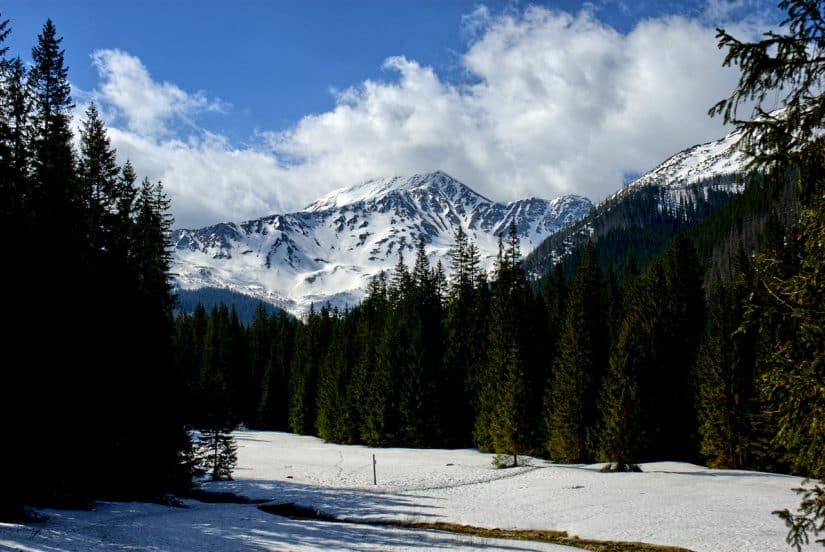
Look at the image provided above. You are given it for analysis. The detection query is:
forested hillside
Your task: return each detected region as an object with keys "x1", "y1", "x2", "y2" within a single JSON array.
[
  {"x1": 175, "y1": 287, "x2": 284, "y2": 324},
  {"x1": 523, "y1": 175, "x2": 741, "y2": 280}
]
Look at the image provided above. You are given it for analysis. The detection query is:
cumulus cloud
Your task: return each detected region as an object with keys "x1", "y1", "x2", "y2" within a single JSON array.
[
  {"x1": 88, "y1": 4, "x2": 772, "y2": 229},
  {"x1": 107, "y1": 128, "x2": 300, "y2": 229},
  {"x1": 91, "y1": 49, "x2": 226, "y2": 136},
  {"x1": 264, "y1": 6, "x2": 765, "y2": 204}
]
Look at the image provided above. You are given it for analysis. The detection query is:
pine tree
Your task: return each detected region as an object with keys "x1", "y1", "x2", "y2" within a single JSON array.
[
  {"x1": 396, "y1": 239, "x2": 442, "y2": 446},
  {"x1": 30, "y1": 19, "x2": 76, "y2": 217},
  {"x1": 0, "y1": 18, "x2": 193, "y2": 512},
  {"x1": 712, "y1": 3, "x2": 825, "y2": 545},
  {"x1": 24, "y1": 19, "x2": 92, "y2": 504},
  {"x1": 122, "y1": 177, "x2": 191, "y2": 496},
  {"x1": 367, "y1": 266, "x2": 408, "y2": 445},
  {"x1": 546, "y1": 241, "x2": 608, "y2": 463},
  {"x1": 340, "y1": 274, "x2": 384, "y2": 445},
  {"x1": 196, "y1": 428, "x2": 238, "y2": 481},
  {"x1": 443, "y1": 228, "x2": 486, "y2": 445},
  {"x1": 248, "y1": 303, "x2": 272, "y2": 428},
  {"x1": 288, "y1": 305, "x2": 332, "y2": 434},
  {"x1": 78, "y1": 103, "x2": 120, "y2": 251},
  {"x1": 696, "y1": 246, "x2": 766, "y2": 469},
  {"x1": 0, "y1": 13, "x2": 31, "y2": 519},
  {"x1": 0, "y1": 57, "x2": 33, "y2": 201},
  {"x1": 476, "y1": 224, "x2": 534, "y2": 465},
  {"x1": 599, "y1": 270, "x2": 647, "y2": 471},
  {"x1": 266, "y1": 311, "x2": 296, "y2": 430}
]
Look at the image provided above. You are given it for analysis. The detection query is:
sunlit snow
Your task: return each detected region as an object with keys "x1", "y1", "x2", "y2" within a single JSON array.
[{"x1": 0, "y1": 430, "x2": 816, "y2": 551}]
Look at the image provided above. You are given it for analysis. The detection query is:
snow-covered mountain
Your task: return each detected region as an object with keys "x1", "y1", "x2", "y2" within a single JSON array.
[
  {"x1": 172, "y1": 171, "x2": 592, "y2": 315},
  {"x1": 523, "y1": 128, "x2": 749, "y2": 274},
  {"x1": 613, "y1": 128, "x2": 747, "y2": 203}
]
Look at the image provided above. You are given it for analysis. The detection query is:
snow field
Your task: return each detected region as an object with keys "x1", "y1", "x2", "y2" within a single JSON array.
[
  {"x1": 0, "y1": 430, "x2": 817, "y2": 551},
  {"x1": 211, "y1": 431, "x2": 817, "y2": 552}
]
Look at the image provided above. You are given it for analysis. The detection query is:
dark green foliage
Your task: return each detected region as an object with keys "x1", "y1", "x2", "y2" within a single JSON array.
[
  {"x1": 750, "y1": 195, "x2": 825, "y2": 478},
  {"x1": 316, "y1": 310, "x2": 359, "y2": 443},
  {"x1": 696, "y1": 246, "x2": 767, "y2": 469},
  {"x1": 443, "y1": 228, "x2": 489, "y2": 446},
  {"x1": 354, "y1": 274, "x2": 394, "y2": 446},
  {"x1": 30, "y1": 19, "x2": 75, "y2": 200},
  {"x1": 711, "y1": 1, "x2": 825, "y2": 546},
  {"x1": 475, "y1": 225, "x2": 540, "y2": 464},
  {"x1": 195, "y1": 429, "x2": 238, "y2": 481},
  {"x1": 546, "y1": 241, "x2": 608, "y2": 463},
  {"x1": 289, "y1": 305, "x2": 333, "y2": 434},
  {"x1": 524, "y1": 178, "x2": 738, "y2": 282},
  {"x1": 176, "y1": 287, "x2": 283, "y2": 323},
  {"x1": 710, "y1": 0, "x2": 825, "y2": 187},
  {"x1": 657, "y1": 235, "x2": 704, "y2": 460},
  {"x1": 599, "y1": 271, "x2": 647, "y2": 471},
  {"x1": 0, "y1": 17, "x2": 191, "y2": 516},
  {"x1": 775, "y1": 482, "x2": 825, "y2": 551}
]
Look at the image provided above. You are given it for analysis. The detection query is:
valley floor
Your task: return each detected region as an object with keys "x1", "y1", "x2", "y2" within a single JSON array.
[{"x1": 0, "y1": 430, "x2": 816, "y2": 551}]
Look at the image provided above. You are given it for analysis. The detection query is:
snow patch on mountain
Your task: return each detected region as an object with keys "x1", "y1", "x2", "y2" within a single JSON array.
[{"x1": 615, "y1": 128, "x2": 747, "y2": 204}]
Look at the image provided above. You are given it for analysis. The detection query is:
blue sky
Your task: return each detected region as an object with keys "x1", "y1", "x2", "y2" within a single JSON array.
[{"x1": 2, "y1": 1, "x2": 782, "y2": 227}]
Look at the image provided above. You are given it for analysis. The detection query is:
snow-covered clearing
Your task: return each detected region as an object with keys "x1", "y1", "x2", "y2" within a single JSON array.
[{"x1": 0, "y1": 430, "x2": 817, "y2": 551}]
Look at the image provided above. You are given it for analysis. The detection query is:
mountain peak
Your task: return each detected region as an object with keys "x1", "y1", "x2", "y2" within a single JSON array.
[
  {"x1": 174, "y1": 172, "x2": 592, "y2": 315},
  {"x1": 305, "y1": 170, "x2": 481, "y2": 212}
]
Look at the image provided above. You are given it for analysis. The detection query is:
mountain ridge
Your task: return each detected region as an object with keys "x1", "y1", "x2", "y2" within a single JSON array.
[
  {"x1": 523, "y1": 128, "x2": 748, "y2": 277},
  {"x1": 172, "y1": 171, "x2": 592, "y2": 315}
]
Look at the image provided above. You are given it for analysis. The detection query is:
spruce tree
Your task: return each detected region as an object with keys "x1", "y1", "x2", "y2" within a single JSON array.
[
  {"x1": 288, "y1": 305, "x2": 332, "y2": 434},
  {"x1": 696, "y1": 246, "x2": 765, "y2": 469},
  {"x1": 30, "y1": 19, "x2": 76, "y2": 217},
  {"x1": 26, "y1": 19, "x2": 91, "y2": 503},
  {"x1": 0, "y1": 57, "x2": 33, "y2": 200},
  {"x1": 476, "y1": 225, "x2": 534, "y2": 464},
  {"x1": 196, "y1": 428, "x2": 238, "y2": 481},
  {"x1": 546, "y1": 241, "x2": 608, "y2": 463},
  {"x1": 397, "y1": 239, "x2": 442, "y2": 446},
  {"x1": 350, "y1": 273, "x2": 389, "y2": 444},
  {"x1": 443, "y1": 228, "x2": 486, "y2": 446},
  {"x1": 712, "y1": 2, "x2": 825, "y2": 545},
  {"x1": 316, "y1": 311, "x2": 358, "y2": 443},
  {"x1": 78, "y1": 103, "x2": 120, "y2": 251},
  {"x1": 366, "y1": 263, "x2": 408, "y2": 445},
  {"x1": 248, "y1": 303, "x2": 273, "y2": 428},
  {"x1": 599, "y1": 269, "x2": 648, "y2": 471}
]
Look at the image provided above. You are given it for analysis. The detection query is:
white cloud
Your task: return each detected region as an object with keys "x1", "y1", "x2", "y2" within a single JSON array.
[
  {"x1": 702, "y1": 0, "x2": 778, "y2": 25},
  {"x1": 91, "y1": 49, "x2": 226, "y2": 136},
  {"x1": 107, "y1": 128, "x2": 301, "y2": 229},
  {"x1": 264, "y1": 6, "x2": 765, "y2": 205},
  {"x1": 87, "y1": 6, "x2": 772, "y2": 229}
]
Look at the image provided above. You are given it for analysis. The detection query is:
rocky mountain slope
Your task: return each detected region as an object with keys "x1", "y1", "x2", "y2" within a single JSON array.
[{"x1": 172, "y1": 171, "x2": 592, "y2": 315}]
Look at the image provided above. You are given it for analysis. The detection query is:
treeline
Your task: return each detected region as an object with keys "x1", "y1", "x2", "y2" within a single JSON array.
[
  {"x1": 0, "y1": 17, "x2": 190, "y2": 517},
  {"x1": 176, "y1": 286, "x2": 283, "y2": 324},
  {"x1": 175, "y1": 167, "x2": 819, "y2": 477}
]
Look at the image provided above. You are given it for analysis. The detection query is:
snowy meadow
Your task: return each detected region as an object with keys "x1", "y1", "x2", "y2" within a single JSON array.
[{"x1": 0, "y1": 430, "x2": 816, "y2": 551}]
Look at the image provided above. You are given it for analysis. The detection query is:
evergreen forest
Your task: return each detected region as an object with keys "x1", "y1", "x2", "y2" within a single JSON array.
[
  {"x1": 0, "y1": 17, "x2": 190, "y2": 517},
  {"x1": 172, "y1": 172, "x2": 808, "y2": 476},
  {"x1": 1, "y1": 2, "x2": 823, "y2": 547}
]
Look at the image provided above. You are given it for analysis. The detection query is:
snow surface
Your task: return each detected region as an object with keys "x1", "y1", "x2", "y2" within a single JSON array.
[
  {"x1": 610, "y1": 128, "x2": 747, "y2": 207},
  {"x1": 1, "y1": 430, "x2": 816, "y2": 551}
]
